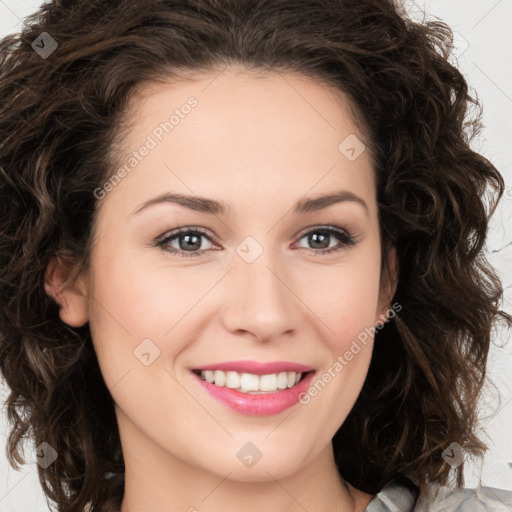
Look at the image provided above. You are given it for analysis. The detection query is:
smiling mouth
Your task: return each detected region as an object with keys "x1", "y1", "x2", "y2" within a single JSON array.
[{"x1": 191, "y1": 369, "x2": 312, "y2": 394}]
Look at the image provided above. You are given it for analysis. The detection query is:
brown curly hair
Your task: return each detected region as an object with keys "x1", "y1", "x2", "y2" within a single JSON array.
[{"x1": 0, "y1": 0, "x2": 509, "y2": 511}]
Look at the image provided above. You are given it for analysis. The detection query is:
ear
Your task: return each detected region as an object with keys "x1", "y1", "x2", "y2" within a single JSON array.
[
  {"x1": 375, "y1": 244, "x2": 398, "y2": 324},
  {"x1": 44, "y1": 256, "x2": 89, "y2": 327}
]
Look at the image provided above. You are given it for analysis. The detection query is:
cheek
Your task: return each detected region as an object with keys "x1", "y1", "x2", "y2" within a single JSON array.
[
  {"x1": 85, "y1": 249, "x2": 178, "y2": 386},
  {"x1": 305, "y1": 250, "x2": 382, "y2": 353},
  {"x1": 88, "y1": 247, "x2": 209, "y2": 341}
]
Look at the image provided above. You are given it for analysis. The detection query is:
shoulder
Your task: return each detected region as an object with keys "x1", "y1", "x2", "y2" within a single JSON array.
[
  {"x1": 364, "y1": 479, "x2": 512, "y2": 512},
  {"x1": 415, "y1": 482, "x2": 512, "y2": 511}
]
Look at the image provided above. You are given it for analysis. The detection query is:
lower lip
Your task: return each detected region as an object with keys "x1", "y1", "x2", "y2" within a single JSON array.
[{"x1": 192, "y1": 371, "x2": 316, "y2": 416}]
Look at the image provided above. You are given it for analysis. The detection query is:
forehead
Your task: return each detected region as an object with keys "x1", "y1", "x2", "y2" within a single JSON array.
[
  {"x1": 118, "y1": 66, "x2": 372, "y2": 158},
  {"x1": 100, "y1": 68, "x2": 376, "y2": 219}
]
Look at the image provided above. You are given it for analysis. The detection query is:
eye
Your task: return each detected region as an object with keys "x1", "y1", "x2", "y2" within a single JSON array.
[
  {"x1": 154, "y1": 225, "x2": 357, "y2": 258},
  {"x1": 155, "y1": 226, "x2": 219, "y2": 257},
  {"x1": 293, "y1": 226, "x2": 356, "y2": 255}
]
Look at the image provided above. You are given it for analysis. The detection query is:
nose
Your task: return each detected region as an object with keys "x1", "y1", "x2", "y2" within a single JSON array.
[{"x1": 221, "y1": 251, "x2": 300, "y2": 343}]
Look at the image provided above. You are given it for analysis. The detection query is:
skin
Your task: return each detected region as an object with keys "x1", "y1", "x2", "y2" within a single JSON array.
[{"x1": 45, "y1": 66, "x2": 396, "y2": 512}]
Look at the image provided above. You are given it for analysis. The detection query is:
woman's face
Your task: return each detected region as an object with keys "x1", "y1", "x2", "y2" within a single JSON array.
[{"x1": 57, "y1": 68, "x2": 394, "y2": 484}]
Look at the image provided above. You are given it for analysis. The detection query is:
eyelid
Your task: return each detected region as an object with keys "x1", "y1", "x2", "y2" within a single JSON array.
[
  {"x1": 155, "y1": 226, "x2": 220, "y2": 244},
  {"x1": 293, "y1": 223, "x2": 352, "y2": 240},
  {"x1": 154, "y1": 224, "x2": 357, "y2": 257}
]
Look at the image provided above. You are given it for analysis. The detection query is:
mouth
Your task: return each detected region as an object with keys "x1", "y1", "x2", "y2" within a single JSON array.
[
  {"x1": 189, "y1": 361, "x2": 316, "y2": 416},
  {"x1": 191, "y1": 369, "x2": 313, "y2": 394}
]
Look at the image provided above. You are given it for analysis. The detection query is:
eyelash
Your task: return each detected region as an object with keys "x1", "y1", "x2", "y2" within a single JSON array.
[{"x1": 154, "y1": 225, "x2": 357, "y2": 258}]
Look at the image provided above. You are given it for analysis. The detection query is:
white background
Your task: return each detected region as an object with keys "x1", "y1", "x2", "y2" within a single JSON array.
[{"x1": 0, "y1": 1, "x2": 511, "y2": 510}]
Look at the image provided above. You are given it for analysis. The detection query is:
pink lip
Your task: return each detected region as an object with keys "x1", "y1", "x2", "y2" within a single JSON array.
[
  {"x1": 191, "y1": 360, "x2": 314, "y2": 375},
  {"x1": 191, "y1": 370, "x2": 316, "y2": 416}
]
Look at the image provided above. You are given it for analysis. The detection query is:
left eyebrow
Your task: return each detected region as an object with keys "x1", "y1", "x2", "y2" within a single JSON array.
[
  {"x1": 131, "y1": 189, "x2": 369, "y2": 217},
  {"x1": 132, "y1": 192, "x2": 229, "y2": 216}
]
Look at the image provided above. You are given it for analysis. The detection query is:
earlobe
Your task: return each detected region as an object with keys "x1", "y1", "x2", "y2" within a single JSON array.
[{"x1": 44, "y1": 256, "x2": 89, "y2": 327}]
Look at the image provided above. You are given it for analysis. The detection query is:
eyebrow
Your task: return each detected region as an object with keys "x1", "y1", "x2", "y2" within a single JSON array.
[{"x1": 132, "y1": 190, "x2": 369, "y2": 216}]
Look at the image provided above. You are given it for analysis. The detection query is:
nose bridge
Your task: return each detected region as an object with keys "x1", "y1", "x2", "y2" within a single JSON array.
[{"x1": 223, "y1": 241, "x2": 297, "y2": 341}]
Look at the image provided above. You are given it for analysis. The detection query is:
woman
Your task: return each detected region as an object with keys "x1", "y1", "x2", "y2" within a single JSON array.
[{"x1": 0, "y1": 1, "x2": 510, "y2": 511}]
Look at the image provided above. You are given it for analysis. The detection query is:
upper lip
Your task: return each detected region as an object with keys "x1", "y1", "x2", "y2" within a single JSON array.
[{"x1": 191, "y1": 360, "x2": 314, "y2": 375}]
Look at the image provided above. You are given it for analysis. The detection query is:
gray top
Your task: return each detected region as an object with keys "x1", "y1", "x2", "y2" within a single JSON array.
[
  {"x1": 364, "y1": 480, "x2": 512, "y2": 511},
  {"x1": 85, "y1": 476, "x2": 512, "y2": 511}
]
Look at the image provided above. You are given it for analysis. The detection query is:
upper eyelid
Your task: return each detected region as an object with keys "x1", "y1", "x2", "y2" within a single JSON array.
[
  {"x1": 294, "y1": 224, "x2": 352, "y2": 238},
  {"x1": 157, "y1": 226, "x2": 219, "y2": 244}
]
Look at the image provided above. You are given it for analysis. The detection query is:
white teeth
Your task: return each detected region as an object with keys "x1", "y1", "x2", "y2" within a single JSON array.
[
  {"x1": 204, "y1": 370, "x2": 215, "y2": 383},
  {"x1": 277, "y1": 372, "x2": 288, "y2": 389},
  {"x1": 240, "y1": 373, "x2": 259, "y2": 391},
  {"x1": 225, "y1": 371, "x2": 240, "y2": 389},
  {"x1": 214, "y1": 370, "x2": 226, "y2": 386},
  {"x1": 199, "y1": 370, "x2": 305, "y2": 394},
  {"x1": 259, "y1": 373, "x2": 277, "y2": 392}
]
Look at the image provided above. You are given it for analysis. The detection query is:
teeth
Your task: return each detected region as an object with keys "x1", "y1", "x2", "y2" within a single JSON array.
[
  {"x1": 214, "y1": 370, "x2": 226, "y2": 386},
  {"x1": 199, "y1": 370, "x2": 304, "y2": 394},
  {"x1": 240, "y1": 373, "x2": 259, "y2": 391},
  {"x1": 225, "y1": 371, "x2": 240, "y2": 389},
  {"x1": 277, "y1": 372, "x2": 288, "y2": 389},
  {"x1": 204, "y1": 370, "x2": 215, "y2": 383},
  {"x1": 259, "y1": 374, "x2": 277, "y2": 392}
]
